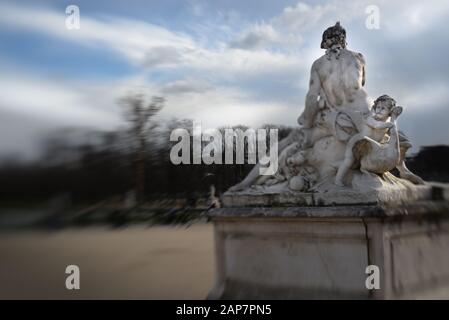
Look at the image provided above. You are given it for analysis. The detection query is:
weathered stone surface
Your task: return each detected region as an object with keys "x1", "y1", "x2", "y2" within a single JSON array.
[
  {"x1": 222, "y1": 182, "x2": 439, "y2": 207},
  {"x1": 208, "y1": 201, "x2": 449, "y2": 299},
  {"x1": 390, "y1": 232, "x2": 449, "y2": 294},
  {"x1": 210, "y1": 201, "x2": 449, "y2": 219}
]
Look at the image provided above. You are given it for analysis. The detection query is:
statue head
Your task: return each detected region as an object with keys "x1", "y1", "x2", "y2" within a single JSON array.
[
  {"x1": 321, "y1": 22, "x2": 347, "y2": 49},
  {"x1": 372, "y1": 95, "x2": 403, "y2": 121}
]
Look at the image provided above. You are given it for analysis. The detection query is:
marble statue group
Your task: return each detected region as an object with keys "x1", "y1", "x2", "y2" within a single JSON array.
[{"x1": 229, "y1": 22, "x2": 424, "y2": 195}]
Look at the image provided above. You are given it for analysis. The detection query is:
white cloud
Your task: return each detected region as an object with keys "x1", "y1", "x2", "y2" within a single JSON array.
[
  {"x1": 0, "y1": 3, "x2": 196, "y2": 68},
  {"x1": 228, "y1": 0, "x2": 449, "y2": 53},
  {"x1": 0, "y1": 2, "x2": 303, "y2": 77},
  {"x1": 273, "y1": 2, "x2": 343, "y2": 32},
  {"x1": 229, "y1": 23, "x2": 282, "y2": 50},
  {"x1": 1, "y1": 0, "x2": 449, "y2": 158},
  {"x1": 0, "y1": 75, "x2": 119, "y2": 129},
  {"x1": 160, "y1": 84, "x2": 297, "y2": 128},
  {"x1": 228, "y1": 1, "x2": 365, "y2": 53},
  {"x1": 400, "y1": 83, "x2": 449, "y2": 113},
  {"x1": 380, "y1": 0, "x2": 449, "y2": 38},
  {"x1": 161, "y1": 79, "x2": 212, "y2": 95},
  {"x1": 0, "y1": 62, "x2": 296, "y2": 148},
  {"x1": 0, "y1": 62, "x2": 158, "y2": 130}
]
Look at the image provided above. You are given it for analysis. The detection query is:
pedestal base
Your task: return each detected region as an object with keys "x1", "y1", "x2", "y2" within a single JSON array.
[{"x1": 208, "y1": 200, "x2": 449, "y2": 299}]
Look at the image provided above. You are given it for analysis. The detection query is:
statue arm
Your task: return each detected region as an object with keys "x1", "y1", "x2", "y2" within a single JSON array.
[
  {"x1": 366, "y1": 117, "x2": 393, "y2": 129},
  {"x1": 360, "y1": 54, "x2": 366, "y2": 86},
  {"x1": 356, "y1": 52, "x2": 366, "y2": 86},
  {"x1": 362, "y1": 65, "x2": 365, "y2": 86},
  {"x1": 298, "y1": 63, "x2": 321, "y2": 128},
  {"x1": 305, "y1": 65, "x2": 321, "y2": 110}
]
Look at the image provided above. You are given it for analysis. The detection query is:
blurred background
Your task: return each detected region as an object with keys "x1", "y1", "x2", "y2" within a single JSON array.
[{"x1": 0, "y1": 0, "x2": 449, "y2": 299}]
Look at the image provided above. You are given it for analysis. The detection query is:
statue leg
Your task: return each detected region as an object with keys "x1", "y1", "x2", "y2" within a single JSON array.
[
  {"x1": 396, "y1": 160, "x2": 424, "y2": 185},
  {"x1": 396, "y1": 135, "x2": 425, "y2": 185},
  {"x1": 335, "y1": 134, "x2": 363, "y2": 186},
  {"x1": 335, "y1": 151, "x2": 354, "y2": 186}
]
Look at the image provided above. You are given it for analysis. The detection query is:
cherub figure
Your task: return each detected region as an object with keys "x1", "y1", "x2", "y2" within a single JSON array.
[{"x1": 335, "y1": 95, "x2": 403, "y2": 186}]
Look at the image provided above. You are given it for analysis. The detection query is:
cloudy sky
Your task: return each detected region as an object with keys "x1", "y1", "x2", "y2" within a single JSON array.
[{"x1": 0, "y1": 0, "x2": 449, "y2": 159}]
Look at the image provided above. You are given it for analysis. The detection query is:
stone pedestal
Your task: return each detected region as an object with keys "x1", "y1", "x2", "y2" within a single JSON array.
[{"x1": 208, "y1": 185, "x2": 449, "y2": 299}]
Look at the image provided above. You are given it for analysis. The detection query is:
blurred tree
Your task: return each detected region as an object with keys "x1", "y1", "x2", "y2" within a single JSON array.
[{"x1": 120, "y1": 93, "x2": 164, "y2": 202}]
